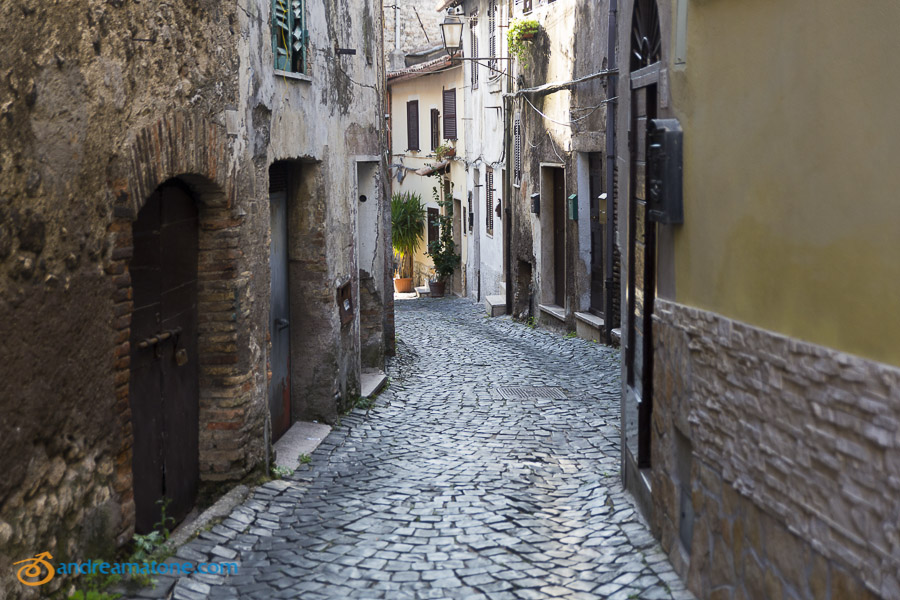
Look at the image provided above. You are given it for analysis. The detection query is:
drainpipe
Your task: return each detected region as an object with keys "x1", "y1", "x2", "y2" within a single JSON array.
[{"x1": 604, "y1": 0, "x2": 618, "y2": 344}]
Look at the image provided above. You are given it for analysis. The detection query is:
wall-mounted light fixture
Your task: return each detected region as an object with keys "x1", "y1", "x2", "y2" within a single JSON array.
[{"x1": 440, "y1": 10, "x2": 513, "y2": 76}]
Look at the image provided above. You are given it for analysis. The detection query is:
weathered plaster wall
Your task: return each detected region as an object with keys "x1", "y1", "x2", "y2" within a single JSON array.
[
  {"x1": 508, "y1": 0, "x2": 610, "y2": 325},
  {"x1": 461, "y1": 0, "x2": 507, "y2": 301},
  {"x1": 239, "y1": 0, "x2": 386, "y2": 419},
  {"x1": 388, "y1": 66, "x2": 466, "y2": 287},
  {"x1": 667, "y1": 0, "x2": 900, "y2": 366},
  {"x1": 652, "y1": 299, "x2": 899, "y2": 599}
]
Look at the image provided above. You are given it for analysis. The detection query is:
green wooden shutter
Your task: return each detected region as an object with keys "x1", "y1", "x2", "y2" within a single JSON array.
[
  {"x1": 292, "y1": 0, "x2": 308, "y2": 74},
  {"x1": 273, "y1": 0, "x2": 292, "y2": 71}
]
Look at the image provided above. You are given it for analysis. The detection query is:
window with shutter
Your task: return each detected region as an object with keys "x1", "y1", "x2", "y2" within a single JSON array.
[
  {"x1": 470, "y1": 12, "x2": 479, "y2": 88},
  {"x1": 443, "y1": 89, "x2": 457, "y2": 141},
  {"x1": 513, "y1": 114, "x2": 522, "y2": 187},
  {"x1": 407, "y1": 101, "x2": 419, "y2": 151},
  {"x1": 427, "y1": 207, "x2": 440, "y2": 248},
  {"x1": 430, "y1": 109, "x2": 440, "y2": 151},
  {"x1": 524, "y1": 0, "x2": 532, "y2": 12},
  {"x1": 272, "y1": 0, "x2": 308, "y2": 74},
  {"x1": 488, "y1": 1, "x2": 497, "y2": 71},
  {"x1": 486, "y1": 169, "x2": 494, "y2": 236}
]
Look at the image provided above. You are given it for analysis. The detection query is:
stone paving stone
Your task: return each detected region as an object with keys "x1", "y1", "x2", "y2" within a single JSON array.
[{"x1": 125, "y1": 297, "x2": 695, "y2": 600}]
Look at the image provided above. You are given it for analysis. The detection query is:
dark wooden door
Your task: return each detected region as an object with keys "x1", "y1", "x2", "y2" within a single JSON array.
[
  {"x1": 129, "y1": 182, "x2": 199, "y2": 533},
  {"x1": 269, "y1": 191, "x2": 291, "y2": 441},
  {"x1": 588, "y1": 152, "x2": 606, "y2": 316},
  {"x1": 626, "y1": 83, "x2": 658, "y2": 468},
  {"x1": 552, "y1": 168, "x2": 566, "y2": 307}
]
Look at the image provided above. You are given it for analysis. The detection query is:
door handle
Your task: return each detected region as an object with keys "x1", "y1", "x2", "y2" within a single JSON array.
[{"x1": 275, "y1": 318, "x2": 290, "y2": 329}]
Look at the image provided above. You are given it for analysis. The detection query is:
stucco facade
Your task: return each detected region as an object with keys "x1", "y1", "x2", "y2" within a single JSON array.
[
  {"x1": 388, "y1": 59, "x2": 467, "y2": 293},
  {"x1": 0, "y1": 0, "x2": 388, "y2": 596},
  {"x1": 616, "y1": 0, "x2": 900, "y2": 598}
]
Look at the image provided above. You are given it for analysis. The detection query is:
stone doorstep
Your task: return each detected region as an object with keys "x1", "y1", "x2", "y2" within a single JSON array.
[
  {"x1": 361, "y1": 370, "x2": 387, "y2": 398},
  {"x1": 485, "y1": 294, "x2": 506, "y2": 317},
  {"x1": 574, "y1": 311, "x2": 604, "y2": 342},
  {"x1": 538, "y1": 303, "x2": 566, "y2": 322},
  {"x1": 168, "y1": 484, "x2": 251, "y2": 548},
  {"x1": 414, "y1": 286, "x2": 430, "y2": 297},
  {"x1": 273, "y1": 421, "x2": 333, "y2": 471}
]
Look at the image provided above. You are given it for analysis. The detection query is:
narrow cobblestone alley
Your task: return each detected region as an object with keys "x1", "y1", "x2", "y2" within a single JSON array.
[{"x1": 131, "y1": 298, "x2": 694, "y2": 600}]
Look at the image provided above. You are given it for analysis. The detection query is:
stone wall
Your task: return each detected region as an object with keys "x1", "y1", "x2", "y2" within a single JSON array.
[
  {"x1": 383, "y1": 0, "x2": 445, "y2": 70},
  {"x1": 651, "y1": 299, "x2": 900, "y2": 599},
  {"x1": 0, "y1": 0, "x2": 388, "y2": 596}
]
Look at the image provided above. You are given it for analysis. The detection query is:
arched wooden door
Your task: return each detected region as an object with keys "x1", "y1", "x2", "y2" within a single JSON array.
[{"x1": 129, "y1": 181, "x2": 200, "y2": 533}]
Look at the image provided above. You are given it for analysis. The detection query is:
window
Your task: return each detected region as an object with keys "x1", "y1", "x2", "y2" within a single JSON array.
[
  {"x1": 488, "y1": 0, "x2": 497, "y2": 72},
  {"x1": 470, "y1": 11, "x2": 479, "y2": 88},
  {"x1": 513, "y1": 114, "x2": 522, "y2": 187},
  {"x1": 486, "y1": 168, "x2": 494, "y2": 235},
  {"x1": 272, "y1": 0, "x2": 308, "y2": 74},
  {"x1": 430, "y1": 109, "x2": 441, "y2": 151},
  {"x1": 427, "y1": 207, "x2": 440, "y2": 248},
  {"x1": 442, "y1": 89, "x2": 457, "y2": 141},
  {"x1": 407, "y1": 101, "x2": 419, "y2": 151}
]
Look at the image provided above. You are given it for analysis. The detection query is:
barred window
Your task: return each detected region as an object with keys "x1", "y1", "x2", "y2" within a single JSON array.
[
  {"x1": 486, "y1": 168, "x2": 494, "y2": 235},
  {"x1": 272, "y1": 0, "x2": 308, "y2": 74},
  {"x1": 513, "y1": 114, "x2": 522, "y2": 187}
]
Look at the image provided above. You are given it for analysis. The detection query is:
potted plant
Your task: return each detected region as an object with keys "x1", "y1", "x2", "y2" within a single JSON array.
[
  {"x1": 507, "y1": 18, "x2": 540, "y2": 69},
  {"x1": 391, "y1": 191, "x2": 425, "y2": 293},
  {"x1": 434, "y1": 143, "x2": 456, "y2": 162},
  {"x1": 426, "y1": 177, "x2": 461, "y2": 297}
]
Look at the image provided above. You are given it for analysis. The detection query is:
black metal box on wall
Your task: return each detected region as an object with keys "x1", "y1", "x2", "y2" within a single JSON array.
[
  {"x1": 530, "y1": 193, "x2": 540, "y2": 216},
  {"x1": 647, "y1": 118, "x2": 684, "y2": 225}
]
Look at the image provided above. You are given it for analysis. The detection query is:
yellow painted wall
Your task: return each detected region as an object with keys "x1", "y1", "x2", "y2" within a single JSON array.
[
  {"x1": 389, "y1": 65, "x2": 466, "y2": 285},
  {"x1": 668, "y1": 0, "x2": 900, "y2": 366}
]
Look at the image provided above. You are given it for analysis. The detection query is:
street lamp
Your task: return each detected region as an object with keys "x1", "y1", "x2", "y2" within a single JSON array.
[
  {"x1": 440, "y1": 14, "x2": 464, "y2": 58},
  {"x1": 439, "y1": 11, "x2": 513, "y2": 76}
]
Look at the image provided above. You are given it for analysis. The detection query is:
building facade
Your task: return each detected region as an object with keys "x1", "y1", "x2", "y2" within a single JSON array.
[
  {"x1": 617, "y1": 0, "x2": 900, "y2": 598},
  {"x1": 0, "y1": 0, "x2": 388, "y2": 596},
  {"x1": 388, "y1": 57, "x2": 467, "y2": 293},
  {"x1": 503, "y1": 0, "x2": 620, "y2": 343}
]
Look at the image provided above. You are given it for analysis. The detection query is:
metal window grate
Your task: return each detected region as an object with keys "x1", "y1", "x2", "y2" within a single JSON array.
[
  {"x1": 513, "y1": 115, "x2": 522, "y2": 187},
  {"x1": 485, "y1": 168, "x2": 494, "y2": 235},
  {"x1": 496, "y1": 386, "x2": 568, "y2": 400}
]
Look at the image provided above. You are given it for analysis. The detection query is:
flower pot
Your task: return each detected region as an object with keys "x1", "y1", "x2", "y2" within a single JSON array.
[
  {"x1": 393, "y1": 277, "x2": 414, "y2": 293},
  {"x1": 429, "y1": 280, "x2": 445, "y2": 297}
]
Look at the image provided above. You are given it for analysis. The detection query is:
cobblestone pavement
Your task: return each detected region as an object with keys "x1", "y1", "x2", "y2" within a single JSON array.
[{"x1": 130, "y1": 297, "x2": 694, "y2": 600}]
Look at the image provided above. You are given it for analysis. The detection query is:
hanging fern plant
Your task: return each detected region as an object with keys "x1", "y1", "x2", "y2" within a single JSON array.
[{"x1": 507, "y1": 19, "x2": 540, "y2": 69}]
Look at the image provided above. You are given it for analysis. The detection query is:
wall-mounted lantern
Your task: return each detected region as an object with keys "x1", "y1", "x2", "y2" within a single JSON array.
[{"x1": 440, "y1": 14, "x2": 465, "y2": 58}]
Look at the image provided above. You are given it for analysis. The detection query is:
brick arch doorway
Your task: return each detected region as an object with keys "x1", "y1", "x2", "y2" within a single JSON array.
[{"x1": 128, "y1": 179, "x2": 200, "y2": 533}]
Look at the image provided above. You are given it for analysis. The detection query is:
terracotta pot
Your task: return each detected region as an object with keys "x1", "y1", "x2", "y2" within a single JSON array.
[
  {"x1": 520, "y1": 31, "x2": 536, "y2": 40},
  {"x1": 429, "y1": 280, "x2": 445, "y2": 297},
  {"x1": 393, "y1": 277, "x2": 414, "y2": 293}
]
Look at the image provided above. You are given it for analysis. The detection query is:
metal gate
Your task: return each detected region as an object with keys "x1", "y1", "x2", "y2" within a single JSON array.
[
  {"x1": 269, "y1": 191, "x2": 291, "y2": 441},
  {"x1": 129, "y1": 182, "x2": 199, "y2": 533}
]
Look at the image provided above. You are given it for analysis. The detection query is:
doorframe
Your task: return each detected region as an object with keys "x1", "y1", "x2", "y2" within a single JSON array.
[
  {"x1": 539, "y1": 163, "x2": 566, "y2": 308},
  {"x1": 626, "y1": 65, "x2": 660, "y2": 470}
]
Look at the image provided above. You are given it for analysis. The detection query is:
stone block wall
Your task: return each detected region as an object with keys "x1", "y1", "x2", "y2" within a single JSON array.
[{"x1": 651, "y1": 299, "x2": 900, "y2": 599}]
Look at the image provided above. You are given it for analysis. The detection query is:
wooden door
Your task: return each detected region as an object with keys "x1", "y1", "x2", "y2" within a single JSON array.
[
  {"x1": 588, "y1": 152, "x2": 606, "y2": 316},
  {"x1": 269, "y1": 191, "x2": 291, "y2": 441},
  {"x1": 552, "y1": 168, "x2": 566, "y2": 307},
  {"x1": 129, "y1": 182, "x2": 199, "y2": 533},
  {"x1": 626, "y1": 82, "x2": 658, "y2": 468}
]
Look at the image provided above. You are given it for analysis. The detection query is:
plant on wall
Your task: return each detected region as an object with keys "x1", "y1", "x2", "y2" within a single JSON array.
[
  {"x1": 426, "y1": 177, "x2": 461, "y2": 284},
  {"x1": 391, "y1": 191, "x2": 425, "y2": 280},
  {"x1": 507, "y1": 19, "x2": 540, "y2": 69}
]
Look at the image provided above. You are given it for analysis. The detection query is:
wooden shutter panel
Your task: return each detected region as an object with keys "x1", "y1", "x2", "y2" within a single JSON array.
[
  {"x1": 407, "y1": 101, "x2": 419, "y2": 150},
  {"x1": 431, "y1": 109, "x2": 440, "y2": 151},
  {"x1": 443, "y1": 89, "x2": 457, "y2": 141}
]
